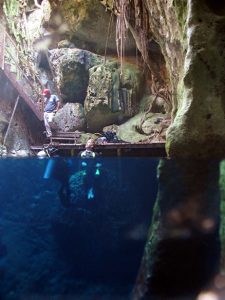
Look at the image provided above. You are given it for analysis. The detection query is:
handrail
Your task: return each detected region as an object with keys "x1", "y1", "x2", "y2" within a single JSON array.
[
  {"x1": 4, "y1": 35, "x2": 43, "y2": 91},
  {"x1": 4, "y1": 47, "x2": 41, "y2": 98},
  {"x1": 2, "y1": 25, "x2": 44, "y2": 89},
  {"x1": 0, "y1": 22, "x2": 44, "y2": 119}
]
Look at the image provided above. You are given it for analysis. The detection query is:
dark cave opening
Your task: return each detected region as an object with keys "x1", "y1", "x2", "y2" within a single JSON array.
[{"x1": 36, "y1": 50, "x2": 51, "y2": 71}]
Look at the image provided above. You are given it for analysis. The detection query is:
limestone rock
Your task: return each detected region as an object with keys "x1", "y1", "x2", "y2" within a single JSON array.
[
  {"x1": 84, "y1": 60, "x2": 145, "y2": 132},
  {"x1": 117, "y1": 113, "x2": 150, "y2": 143},
  {"x1": 54, "y1": 103, "x2": 86, "y2": 132},
  {"x1": 52, "y1": 0, "x2": 136, "y2": 54},
  {"x1": 166, "y1": 1, "x2": 225, "y2": 158},
  {"x1": 9, "y1": 149, "x2": 30, "y2": 157},
  {"x1": 0, "y1": 145, "x2": 7, "y2": 157},
  {"x1": 26, "y1": 0, "x2": 52, "y2": 45},
  {"x1": 0, "y1": 113, "x2": 8, "y2": 143},
  {"x1": 117, "y1": 112, "x2": 168, "y2": 143},
  {"x1": 49, "y1": 48, "x2": 103, "y2": 103},
  {"x1": 57, "y1": 40, "x2": 75, "y2": 49}
]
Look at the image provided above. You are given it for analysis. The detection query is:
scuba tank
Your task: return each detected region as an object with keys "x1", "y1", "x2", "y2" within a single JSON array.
[{"x1": 43, "y1": 159, "x2": 56, "y2": 179}]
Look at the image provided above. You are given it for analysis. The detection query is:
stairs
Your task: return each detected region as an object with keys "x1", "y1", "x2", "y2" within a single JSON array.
[
  {"x1": 0, "y1": 24, "x2": 43, "y2": 121},
  {"x1": 49, "y1": 131, "x2": 82, "y2": 145}
]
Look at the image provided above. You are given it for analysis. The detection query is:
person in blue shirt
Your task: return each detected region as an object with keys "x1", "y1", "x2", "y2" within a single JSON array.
[{"x1": 42, "y1": 89, "x2": 60, "y2": 137}]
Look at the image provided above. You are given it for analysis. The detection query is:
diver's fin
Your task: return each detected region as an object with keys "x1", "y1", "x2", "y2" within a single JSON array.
[{"x1": 87, "y1": 187, "x2": 95, "y2": 200}]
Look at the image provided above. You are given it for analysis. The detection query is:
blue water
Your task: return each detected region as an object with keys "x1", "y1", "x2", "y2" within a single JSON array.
[{"x1": 0, "y1": 157, "x2": 159, "y2": 300}]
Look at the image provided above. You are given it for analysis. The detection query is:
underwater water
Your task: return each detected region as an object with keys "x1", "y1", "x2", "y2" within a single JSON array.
[{"x1": 0, "y1": 157, "x2": 159, "y2": 300}]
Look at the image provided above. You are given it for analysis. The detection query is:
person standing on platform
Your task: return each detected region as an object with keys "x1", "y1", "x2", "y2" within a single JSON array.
[{"x1": 42, "y1": 89, "x2": 60, "y2": 138}]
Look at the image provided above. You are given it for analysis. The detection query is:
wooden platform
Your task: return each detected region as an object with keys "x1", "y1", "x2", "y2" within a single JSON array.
[
  {"x1": 49, "y1": 131, "x2": 81, "y2": 144},
  {"x1": 31, "y1": 141, "x2": 166, "y2": 157},
  {"x1": 31, "y1": 131, "x2": 167, "y2": 157}
]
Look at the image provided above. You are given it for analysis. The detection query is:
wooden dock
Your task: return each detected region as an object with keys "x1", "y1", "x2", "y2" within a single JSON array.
[
  {"x1": 31, "y1": 131, "x2": 166, "y2": 157},
  {"x1": 30, "y1": 141, "x2": 166, "y2": 157}
]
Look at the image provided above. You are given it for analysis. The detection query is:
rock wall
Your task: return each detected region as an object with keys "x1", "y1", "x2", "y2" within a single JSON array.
[
  {"x1": 133, "y1": 159, "x2": 221, "y2": 299},
  {"x1": 0, "y1": 72, "x2": 43, "y2": 156},
  {"x1": 166, "y1": 0, "x2": 225, "y2": 158}
]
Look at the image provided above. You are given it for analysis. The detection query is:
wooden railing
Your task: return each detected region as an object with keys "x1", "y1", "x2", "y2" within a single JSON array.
[{"x1": 0, "y1": 23, "x2": 44, "y2": 121}]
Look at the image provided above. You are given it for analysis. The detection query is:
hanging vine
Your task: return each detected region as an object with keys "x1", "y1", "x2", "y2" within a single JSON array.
[
  {"x1": 113, "y1": 0, "x2": 171, "y2": 108},
  {"x1": 3, "y1": 0, "x2": 41, "y2": 80}
]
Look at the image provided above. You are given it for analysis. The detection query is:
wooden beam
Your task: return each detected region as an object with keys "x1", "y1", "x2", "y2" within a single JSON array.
[
  {"x1": 3, "y1": 95, "x2": 20, "y2": 145},
  {"x1": 4, "y1": 66, "x2": 43, "y2": 121},
  {"x1": 30, "y1": 142, "x2": 166, "y2": 157}
]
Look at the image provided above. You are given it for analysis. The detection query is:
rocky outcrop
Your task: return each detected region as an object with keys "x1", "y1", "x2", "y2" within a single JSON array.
[
  {"x1": 117, "y1": 112, "x2": 168, "y2": 143},
  {"x1": 49, "y1": 47, "x2": 147, "y2": 133},
  {"x1": 85, "y1": 59, "x2": 145, "y2": 132},
  {"x1": 54, "y1": 103, "x2": 86, "y2": 132},
  {"x1": 26, "y1": 0, "x2": 52, "y2": 45},
  {"x1": 133, "y1": 159, "x2": 221, "y2": 300},
  {"x1": 0, "y1": 71, "x2": 38, "y2": 157},
  {"x1": 166, "y1": 0, "x2": 225, "y2": 158},
  {"x1": 49, "y1": 48, "x2": 103, "y2": 103},
  {"x1": 48, "y1": 0, "x2": 136, "y2": 55}
]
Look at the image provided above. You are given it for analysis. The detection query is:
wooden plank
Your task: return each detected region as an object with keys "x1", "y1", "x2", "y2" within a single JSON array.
[
  {"x1": 31, "y1": 142, "x2": 165, "y2": 150},
  {"x1": 53, "y1": 132, "x2": 81, "y2": 137},
  {"x1": 30, "y1": 142, "x2": 166, "y2": 157},
  {"x1": 51, "y1": 137, "x2": 77, "y2": 140}
]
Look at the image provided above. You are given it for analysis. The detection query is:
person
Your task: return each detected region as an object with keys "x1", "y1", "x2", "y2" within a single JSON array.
[
  {"x1": 80, "y1": 138, "x2": 96, "y2": 158},
  {"x1": 42, "y1": 89, "x2": 60, "y2": 138},
  {"x1": 79, "y1": 139, "x2": 102, "y2": 200},
  {"x1": 43, "y1": 157, "x2": 74, "y2": 207}
]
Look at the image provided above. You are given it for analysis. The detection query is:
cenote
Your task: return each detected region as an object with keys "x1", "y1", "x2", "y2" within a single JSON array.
[
  {"x1": 0, "y1": 157, "x2": 223, "y2": 300},
  {"x1": 1, "y1": 0, "x2": 225, "y2": 299},
  {"x1": 0, "y1": 157, "x2": 159, "y2": 299}
]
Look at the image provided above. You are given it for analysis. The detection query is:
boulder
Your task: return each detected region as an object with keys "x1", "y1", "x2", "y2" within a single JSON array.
[
  {"x1": 49, "y1": 48, "x2": 103, "y2": 103},
  {"x1": 54, "y1": 103, "x2": 86, "y2": 132},
  {"x1": 84, "y1": 60, "x2": 145, "y2": 132}
]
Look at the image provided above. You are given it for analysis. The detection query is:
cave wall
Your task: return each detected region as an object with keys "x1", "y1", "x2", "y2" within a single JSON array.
[
  {"x1": 166, "y1": 0, "x2": 225, "y2": 158},
  {"x1": 133, "y1": 159, "x2": 221, "y2": 299},
  {"x1": 0, "y1": 71, "x2": 44, "y2": 156}
]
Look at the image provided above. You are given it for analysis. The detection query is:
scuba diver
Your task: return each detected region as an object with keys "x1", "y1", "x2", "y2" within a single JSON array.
[
  {"x1": 43, "y1": 157, "x2": 74, "y2": 207},
  {"x1": 80, "y1": 138, "x2": 97, "y2": 159},
  {"x1": 41, "y1": 139, "x2": 102, "y2": 206},
  {"x1": 79, "y1": 139, "x2": 102, "y2": 200}
]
